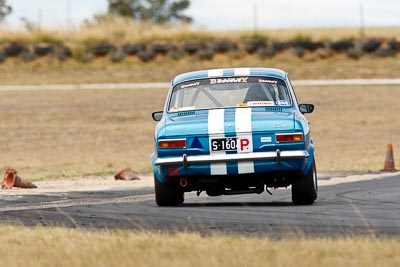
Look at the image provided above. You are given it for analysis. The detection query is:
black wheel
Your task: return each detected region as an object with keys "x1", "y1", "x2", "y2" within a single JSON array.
[
  {"x1": 154, "y1": 174, "x2": 184, "y2": 206},
  {"x1": 292, "y1": 160, "x2": 318, "y2": 205},
  {"x1": 178, "y1": 192, "x2": 185, "y2": 204}
]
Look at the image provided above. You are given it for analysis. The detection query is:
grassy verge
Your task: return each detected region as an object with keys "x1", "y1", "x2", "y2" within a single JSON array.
[
  {"x1": 0, "y1": 89, "x2": 165, "y2": 180},
  {"x1": 0, "y1": 226, "x2": 399, "y2": 267},
  {"x1": 0, "y1": 86, "x2": 399, "y2": 180},
  {"x1": 2, "y1": 23, "x2": 400, "y2": 85},
  {"x1": 0, "y1": 53, "x2": 400, "y2": 85},
  {"x1": 296, "y1": 86, "x2": 400, "y2": 172}
]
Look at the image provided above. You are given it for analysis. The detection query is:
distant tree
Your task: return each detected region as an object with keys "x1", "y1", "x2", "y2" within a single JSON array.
[
  {"x1": 107, "y1": 0, "x2": 192, "y2": 24},
  {"x1": 0, "y1": 0, "x2": 12, "y2": 22},
  {"x1": 20, "y1": 17, "x2": 37, "y2": 31}
]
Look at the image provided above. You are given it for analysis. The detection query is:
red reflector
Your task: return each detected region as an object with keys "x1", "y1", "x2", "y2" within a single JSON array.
[
  {"x1": 158, "y1": 139, "x2": 186, "y2": 148},
  {"x1": 168, "y1": 166, "x2": 179, "y2": 176},
  {"x1": 276, "y1": 133, "x2": 303, "y2": 143}
]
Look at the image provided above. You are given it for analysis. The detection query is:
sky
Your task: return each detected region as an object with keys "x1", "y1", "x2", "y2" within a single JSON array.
[{"x1": 3, "y1": 0, "x2": 400, "y2": 30}]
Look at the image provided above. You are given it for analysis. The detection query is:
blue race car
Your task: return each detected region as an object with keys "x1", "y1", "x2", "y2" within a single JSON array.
[{"x1": 151, "y1": 68, "x2": 317, "y2": 206}]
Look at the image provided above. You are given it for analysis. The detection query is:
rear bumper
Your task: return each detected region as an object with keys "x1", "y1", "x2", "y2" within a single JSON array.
[{"x1": 155, "y1": 150, "x2": 309, "y2": 168}]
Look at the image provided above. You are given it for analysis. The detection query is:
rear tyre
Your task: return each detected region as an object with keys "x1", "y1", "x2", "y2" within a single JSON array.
[
  {"x1": 178, "y1": 192, "x2": 185, "y2": 204},
  {"x1": 154, "y1": 174, "x2": 184, "y2": 206},
  {"x1": 292, "y1": 160, "x2": 318, "y2": 205}
]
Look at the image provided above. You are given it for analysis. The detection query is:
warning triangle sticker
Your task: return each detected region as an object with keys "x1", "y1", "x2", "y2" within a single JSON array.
[{"x1": 190, "y1": 137, "x2": 203, "y2": 149}]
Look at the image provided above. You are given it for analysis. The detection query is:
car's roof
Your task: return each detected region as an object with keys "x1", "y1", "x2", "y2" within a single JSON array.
[{"x1": 172, "y1": 68, "x2": 287, "y2": 86}]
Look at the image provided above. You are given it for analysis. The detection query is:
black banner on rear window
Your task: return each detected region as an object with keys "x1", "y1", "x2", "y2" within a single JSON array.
[{"x1": 178, "y1": 77, "x2": 283, "y2": 89}]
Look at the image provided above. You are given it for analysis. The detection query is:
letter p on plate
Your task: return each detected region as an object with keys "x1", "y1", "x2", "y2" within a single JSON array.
[{"x1": 238, "y1": 136, "x2": 253, "y2": 153}]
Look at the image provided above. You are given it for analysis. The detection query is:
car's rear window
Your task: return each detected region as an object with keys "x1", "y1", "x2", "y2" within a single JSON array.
[{"x1": 168, "y1": 76, "x2": 291, "y2": 112}]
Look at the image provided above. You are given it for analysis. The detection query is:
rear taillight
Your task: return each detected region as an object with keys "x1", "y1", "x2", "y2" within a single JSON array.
[
  {"x1": 158, "y1": 139, "x2": 186, "y2": 148},
  {"x1": 276, "y1": 133, "x2": 303, "y2": 143}
]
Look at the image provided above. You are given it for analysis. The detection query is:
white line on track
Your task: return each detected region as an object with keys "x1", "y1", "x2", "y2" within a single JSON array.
[
  {"x1": 1, "y1": 79, "x2": 400, "y2": 91},
  {"x1": 318, "y1": 171, "x2": 400, "y2": 187},
  {"x1": 292, "y1": 79, "x2": 400, "y2": 87},
  {"x1": 0, "y1": 82, "x2": 170, "y2": 91},
  {"x1": 0, "y1": 194, "x2": 154, "y2": 212}
]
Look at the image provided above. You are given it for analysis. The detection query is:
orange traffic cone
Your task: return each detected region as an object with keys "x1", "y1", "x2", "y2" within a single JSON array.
[
  {"x1": 1, "y1": 168, "x2": 37, "y2": 189},
  {"x1": 114, "y1": 167, "x2": 140, "y2": 180},
  {"x1": 382, "y1": 144, "x2": 397, "y2": 172},
  {"x1": 2, "y1": 168, "x2": 16, "y2": 189}
]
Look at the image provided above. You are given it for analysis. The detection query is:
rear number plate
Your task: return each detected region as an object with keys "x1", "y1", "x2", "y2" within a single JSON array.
[{"x1": 211, "y1": 138, "x2": 237, "y2": 151}]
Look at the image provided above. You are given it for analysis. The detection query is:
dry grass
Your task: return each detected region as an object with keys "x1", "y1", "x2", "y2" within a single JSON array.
[
  {"x1": 0, "y1": 18, "x2": 211, "y2": 45},
  {"x1": 0, "y1": 86, "x2": 398, "y2": 180},
  {"x1": 1, "y1": 53, "x2": 400, "y2": 85},
  {"x1": 0, "y1": 226, "x2": 399, "y2": 267},
  {"x1": 2, "y1": 17, "x2": 400, "y2": 45},
  {"x1": 295, "y1": 86, "x2": 400, "y2": 171},
  {"x1": 251, "y1": 26, "x2": 400, "y2": 41},
  {"x1": 0, "y1": 89, "x2": 166, "y2": 180}
]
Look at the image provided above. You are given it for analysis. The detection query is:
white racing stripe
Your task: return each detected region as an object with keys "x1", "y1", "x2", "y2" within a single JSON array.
[
  {"x1": 208, "y1": 69, "x2": 224, "y2": 77},
  {"x1": 235, "y1": 107, "x2": 252, "y2": 133},
  {"x1": 234, "y1": 68, "x2": 250, "y2": 76},
  {"x1": 208, "y1": 109, "x2": 227, "y2": 175},
  {"x1": 235, "y1": 108, "x2": 255, "y2": 174}
]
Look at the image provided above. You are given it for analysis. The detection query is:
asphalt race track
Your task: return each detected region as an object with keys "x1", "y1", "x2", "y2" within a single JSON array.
[{"x1": 1, "y1": 174, "x2": 399, "y2": 238}]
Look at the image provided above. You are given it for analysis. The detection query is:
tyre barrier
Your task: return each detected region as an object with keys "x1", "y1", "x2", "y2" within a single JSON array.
[
  {"x1": 138, "y1": 50, "x2": 155, "y2": 62},
  {"x1": 212, "y1": 40, "x2": 238, "y2": 53},
  {"x1": 33, "y1": 43, "x2": 54, "y2": 56},
  {"x1": 291, "y1": 40, "x2": 324, "y2": 51},
  {"x1": 271, "y1": 41, "x2": 289, "y2": 52},
  {"x1": 0, "y1": 38, "x2": 398, "y2": 64},
  {"x1": 328, "y1": 41, "x2": 354, "y2": 52},
  {"x1": 121, "y1": 43, "x2": 145, "y2": 55},
  {"x1": 182, "y1": 41, "x2": 206, "y2": 54},
  {"x1": 388, "y1": 40, "x2": 400, "y2": 51},
  {"x1": 198, "y1": 49, "x2": 214, "y2": 60},
  {"x1": 361, "y1": 39, "x2": 382, "y2": 53},
  {"x1": 110, "y1": 49, "x2": 125, "y2": 62},
  {"x1": 151, "y1": 43, "x2": 171, "y2": 55},
  {"x1": 0, "y1": 52, "x2": 7, "y2": 63},
  {"x1": 53, "y1": 45, "x2": 73, "y2": 61},
  {"x1": 244, "y1": 39, "x2": 265, "y2": 54},
  {"x1": 89, "y1": 43, "x2": 114, "y2": 56},
  {"x1": 291, "y1": 46, "x2": 305, "y2": 58},
  {"x1": 257, "y1": 47, "x2": 276, "y2": 59},
  {"x1": 3, "y1": 43, "x2": 26, "y2": 57},
  {"x1": 20, "y1": 50, "x2": 36, "y2": 62},
  {"x1": 169, "y1": 48, "x2": 184, "y2": 60},
  {"x1": 346, "y1": 47, "x2": 363, "y2": 60}
]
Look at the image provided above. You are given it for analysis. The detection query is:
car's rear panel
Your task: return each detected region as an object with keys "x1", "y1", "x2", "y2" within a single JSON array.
[{"x1": 154, "y1": 107, "x2": 311, "y2": 180}]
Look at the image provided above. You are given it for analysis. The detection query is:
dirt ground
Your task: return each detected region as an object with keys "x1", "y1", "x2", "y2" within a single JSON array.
[{"x1": 1, "y1": 172, "x2": 398, "y2": 197}]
